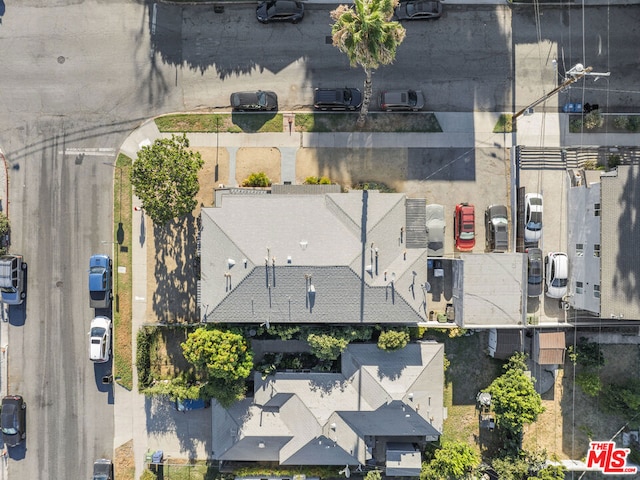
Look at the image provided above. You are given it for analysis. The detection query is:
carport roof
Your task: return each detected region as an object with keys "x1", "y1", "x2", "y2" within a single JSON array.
[{"x1": 459, "y1": 253, "x2": 525, "y2": 327}]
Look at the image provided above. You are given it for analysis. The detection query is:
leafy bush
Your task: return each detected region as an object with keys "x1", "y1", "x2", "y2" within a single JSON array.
[
  {"x1": 568, "y1": 339, "x2": 604, "y2": 369},
  {"x1": 365, "y1": 470, "x2": 382, "y2": 480},
  {"x1": 584, "y1": 110, "x2": 604, "y2": 130},
  {"x1": 136, "y1": 327, "x2": 158, "y2": 390},
  {"x1": 201, "y1": 378, "x2": 247, "y2": 408},
  {"x1": 182, "y1": 328, "x2": 253, "y2": 381},
  {"x1": 377, "y1": 329, "x2": 410, "y2": 351},
  {"x1": 352, "y1": 181, "x2": 396, "y2": 193},
  {"x1": 569, "y1": 118, "x2": 583, "y2": 133},
  {"x1": 613, "y1": 116, "x2": 629, "y2": 130},
  {"x1": 307, "y1": 333, "x2": 349, "y2": 361},
  {"x1": 608, "y1": 154, "x2": 622, "y2": 170},
  {"x1": 602, "y1": 379, "x2": 640, "y2": 417},
  {"x1": 319, "y1": 176, "x2": 332, "y2": 184},
  {"x1": 627, "y1": 116, "x2": 640, "y2": 132},
  {"x1": 142, "y1": 376, "x2": 202, "y2": 401},
  {"x1": 576, "y1": 371, "x2": 602, "y2": 397},
  {"x1": 242, "y1": 172, "x2": 271, "y2": 187},
  {"x1": 304, "y1": 176, "x2": 332, "y2": 185}
]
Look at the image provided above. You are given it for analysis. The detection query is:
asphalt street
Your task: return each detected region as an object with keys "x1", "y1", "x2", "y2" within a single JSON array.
[{"x1": 0, "y1": 1, "x2": 638, "y2": 479}]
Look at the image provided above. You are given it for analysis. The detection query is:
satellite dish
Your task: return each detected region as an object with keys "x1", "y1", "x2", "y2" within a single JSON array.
[{"x1": 338, "y1": 466, "x2": 351, "y2": 478}]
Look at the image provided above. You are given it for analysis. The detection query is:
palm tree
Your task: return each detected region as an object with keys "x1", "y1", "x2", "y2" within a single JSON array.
[{"x1": 331, "y1": 0, "x2": 406, "y2": 127}]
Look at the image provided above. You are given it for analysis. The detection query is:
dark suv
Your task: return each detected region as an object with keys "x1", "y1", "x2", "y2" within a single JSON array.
[{"x1": 314, "y1": 88, "x2": 363, "y2": 111}]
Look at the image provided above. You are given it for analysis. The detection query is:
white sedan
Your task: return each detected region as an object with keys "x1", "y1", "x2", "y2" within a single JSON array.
[{"x1": 89, "y1": 316, "x2": 112, "y2": 363}]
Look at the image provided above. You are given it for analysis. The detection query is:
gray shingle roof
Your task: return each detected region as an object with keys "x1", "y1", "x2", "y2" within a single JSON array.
[
  {"x1": 201, "y1": 191, "x2": 431, "y2": 324},
  {"x1": 212, "y1": 342, "x2": 444, "y2": 466}
]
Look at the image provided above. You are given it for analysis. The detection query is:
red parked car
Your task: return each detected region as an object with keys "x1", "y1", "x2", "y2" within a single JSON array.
[{"x1": 454, "y1": 203, "x2": 475, "y2": 251}]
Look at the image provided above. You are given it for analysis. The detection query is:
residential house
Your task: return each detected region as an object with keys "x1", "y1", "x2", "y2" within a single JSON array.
[{"x1": 212, "y1": 341, "x2": 445, "y2": 474}]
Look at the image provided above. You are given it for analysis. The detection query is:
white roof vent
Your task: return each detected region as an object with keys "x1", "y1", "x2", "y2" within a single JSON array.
[{"x1": 228, "y1": 258, "x2": 236, "y2": 268}]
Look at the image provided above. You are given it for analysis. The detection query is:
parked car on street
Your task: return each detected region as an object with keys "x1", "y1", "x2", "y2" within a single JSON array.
[
  {"x1": 0, "y1": 255, "x2": 27, "y2": 305},
  {"x1": 1, "y1": 395, "x2": 26, "y2": 447},
  {"x1": 545, "y1": 252, "x2": 568, "y2": 299},
  {"x1": 89, "y1": 316, "x2": 112, "y2": 363},
  {"x1": 379, "y1": 89, "x2": 425, "y2": 111},
  {"x1": 485, "y1": 204, "x2": 509, "y2": 252},
  {"x1": 313, "y1": 88, "x2": 362, "y2": 111},
  {"x1": 425, "y1": 204, "x2": 445, "y2": 256},
  {"x1": 93, "y1": 458, "x2": 113, "y2": 480},
  {"x1": 89, "y1": 254, "x2": 112, "y2": 309},
  {"x1": 454, "y1": 203, "x2": 475, "y2": 251},
  {"x1": 230, "y1": 91, "x2": 278, "y2": 112},
  {"x1": 523, "y1": 193, "x2": 543, "y2": 242},
  {"x1": 526, "y1": 248, "x2": 543, "y2": 297},
  {"x1": 256, "y1": 0, "x2": 304, "y2": 24},
  {"x1": 394, "y1": 0, "x2": 443, "y2": 20}
]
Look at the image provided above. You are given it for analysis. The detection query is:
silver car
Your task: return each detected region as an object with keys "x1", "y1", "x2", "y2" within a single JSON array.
[
  {"x1": 425, "y1": 204, "x2": 445, "y2": 256},
  {"x1": 380, "y1": 89, "x2": 426, "y2": 112}
]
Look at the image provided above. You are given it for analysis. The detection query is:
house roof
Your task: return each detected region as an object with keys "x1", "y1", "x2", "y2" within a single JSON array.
[
  {"x1": 534, "y1": 331, "x2": 566, "y2": 365},
  {"x1": 601, "y1": 165, "x2": 640, "y2": 320},
  {"x1": 200, "y1": 191, "x2": 432, "y2": 324},
  {"x1": 211, "y1": 342, "x2": 444, "y2": 466},
  {"x1": 456, "y1": 254, "x2": 525, "y2": 327}
]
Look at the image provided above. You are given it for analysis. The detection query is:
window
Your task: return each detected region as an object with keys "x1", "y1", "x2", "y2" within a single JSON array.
[
  {"x1": 594, "y1": 203, "x2": 601, "y2": 216},
  {"x1": 576, "y1": 281, "x2": 584, "y2": 294},
  {"x1": 576, "y1": 244, "x2": 584, "y2": 257},
  {"x1": 594, "y1": 244, "x2": 601, "y2": 257},
  {"x1": 594, "y1": 284, "x2": 600, "y2": 298}
]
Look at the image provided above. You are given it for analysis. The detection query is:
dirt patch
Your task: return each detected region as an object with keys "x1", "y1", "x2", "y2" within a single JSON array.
[
  {"x1": 235, "y1": 147, "x2": 281, "y2": 185},
  {"x1": 296, "y1": 148, "x2": 408, "y2": 193},
  {"x1": 115, "y1": 440, "x2": 135, "y2": 480},
  {"x1": 150, "y1": 327, "x2": 196, "y2": 379},
  {"x1": 195, "y1": 147, "x2": 230, "y2": 204},
  {"x1": 524, "y1": 343, "x2": 640, "y2": 460}
]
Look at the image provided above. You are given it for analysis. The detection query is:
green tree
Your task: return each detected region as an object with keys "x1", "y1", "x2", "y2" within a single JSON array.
[
  {"x1": 307, "y1": 332, "x2": 349, "y2": 361},
  {"x1": 131, "y1": 134, "x2": 203, "y2": 226},
  {"x1": 377, "y1": 328, "x2": 410, "y2": 351},
  {"x1": 602, "y1": 379, "x2": 640, "y2": 417},
  {"x1": 485, "y1": 353, "x2": 545, "y2": 439},
  {"x1": 331, "y1": 0, "x2": 406, "y2": 126},
  {"x1": 201, "y1": 378, "x2": 247, "y2": 408},
  {"x1": 420, "y1": 440, "x2": 480, "y2": 480},
  {"x1": 575, "y1": 371, "x2": 602, "y2": 397},
  {"x1": 181, "y1": 328, "x2": 253, "y2": 382}
]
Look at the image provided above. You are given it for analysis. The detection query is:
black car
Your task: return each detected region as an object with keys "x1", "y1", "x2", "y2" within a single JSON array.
[
  {"x1": 313, "y1": 88, "x2": 363, "y2": 111},
  {"x1": 230, "y1": 91, "x2": 278, "y2": 112},
  {"x1": 394, "y1": 0, "x2": 443, "y2": 20},
  {"x1": 527, "y1": 248, "x2": 543, "y2": 297},
  {"x1": 1, "y1": 395, "x2": 26, "y2": 447},
  {"x1": 256, "y1": 1, "x2": 304, "y2": 24}
]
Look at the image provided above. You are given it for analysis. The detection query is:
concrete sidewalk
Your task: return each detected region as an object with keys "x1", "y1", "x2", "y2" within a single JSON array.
[{"x1": 114, "y1": 109, "x2": 640, "y2": 478}]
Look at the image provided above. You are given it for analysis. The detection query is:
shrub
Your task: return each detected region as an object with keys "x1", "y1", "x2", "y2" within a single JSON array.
[
  {"x1": 365, "y1": 470, "x2": 382, "y2": 480},
  {"x1": 613, "y1": 116, "x2": 629, "y2": 130},
  {"x1": 352, "y1": 181, "x2": 396, "y2": 193},
  {"x1": 242, "y1": 172, "x2": 271, "y2": 187},
  {"x1": 628, "y1": 116, "x2": 640, "y2": 132},
  {"x1": 576, "y1": 371, "x2": 602, "y2": 397},
  {"x1": 608, "y1": 154, "x2": 622, "y2": 170},
  {"x1": 319, "y1": 176, "x2": 331, "y2": 184},
  {"x1": 136, "y1": 327, "x2": 157, "y2": 390},
  {"x1": 304, "y1": 176, "x2": 320, "y2": 184},
  {"x1": 584, "y1": 110, "x2": 604, "y2": 130},
  {"x1": 569, "y1": 118, "x2": 583, "y2": 133},
  {"x1": 378, "y1": 329, "x2": 410, "y2": 351},
  {"x1": 307, "y1": 333, "x2": 349, "y2": 361}
]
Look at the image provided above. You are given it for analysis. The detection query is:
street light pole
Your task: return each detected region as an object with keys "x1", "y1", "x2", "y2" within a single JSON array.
[{"x1": 512, "y1": 63, "x2": 610, "y2": 123}]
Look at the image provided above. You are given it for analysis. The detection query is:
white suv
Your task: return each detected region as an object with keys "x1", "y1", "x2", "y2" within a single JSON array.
[
  {"x1": 524, "y1": 193, "x2": 543, "y2": 242},
  {"x1": 545, "y1": 252, "x2": 568, "y2": 299}
]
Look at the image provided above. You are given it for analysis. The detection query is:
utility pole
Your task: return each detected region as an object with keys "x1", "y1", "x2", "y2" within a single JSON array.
[{"x1": 512, "y1": 63, "x2": 610, "y2": 124}]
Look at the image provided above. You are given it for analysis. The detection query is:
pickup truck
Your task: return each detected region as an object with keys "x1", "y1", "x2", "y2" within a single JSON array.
[
  {"x1": 0, "y1": 255, "x2": 26, "y2": 305},
  {"x1": 88, "y1": 254, "x2": 112, "y2": 309}
]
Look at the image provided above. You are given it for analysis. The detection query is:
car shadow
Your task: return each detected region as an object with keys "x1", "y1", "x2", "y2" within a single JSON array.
[{"x1": 93, "y1": 362, "x2": 115, "y2": 405}]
